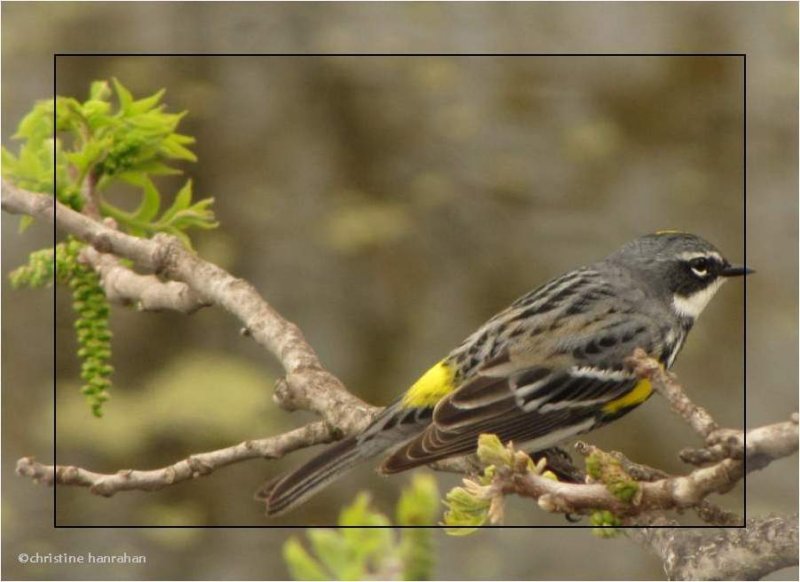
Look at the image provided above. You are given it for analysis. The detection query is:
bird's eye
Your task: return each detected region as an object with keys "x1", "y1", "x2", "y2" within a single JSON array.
[{"x1": 689, "y1": 257, "x2": 710, "y2": 278}]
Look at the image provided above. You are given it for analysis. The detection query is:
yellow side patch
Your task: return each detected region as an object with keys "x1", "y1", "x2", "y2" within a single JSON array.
[
  {"x1": 602, "y1": 378, "x2": 653, "y2": 414},
  {"x1": 402, "y1": 360, "x2": 456, "y2": 409}
]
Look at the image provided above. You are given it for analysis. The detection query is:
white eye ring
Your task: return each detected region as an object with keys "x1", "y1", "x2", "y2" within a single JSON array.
[
  {"x1": 691, "y1": 265, "x2": 709, "y2": 278},
  {"x1": 688, "y1": 257, "x2": 712, "y2": 278}
]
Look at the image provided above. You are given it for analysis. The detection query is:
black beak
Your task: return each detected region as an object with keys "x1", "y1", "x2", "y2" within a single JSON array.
[{"x1": 721, "y1": 264, "x2": 755, "y2": 277}]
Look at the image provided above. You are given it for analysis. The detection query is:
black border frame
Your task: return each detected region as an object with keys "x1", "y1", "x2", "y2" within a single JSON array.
[{"x1": 52, "y1": 52, "x2": 748, "y2": 529}]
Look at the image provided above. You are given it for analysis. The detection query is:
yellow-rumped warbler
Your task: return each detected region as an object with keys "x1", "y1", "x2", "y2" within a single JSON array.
[{"x1": 258, "y1": 231, "x2": 751, "y2": 516}]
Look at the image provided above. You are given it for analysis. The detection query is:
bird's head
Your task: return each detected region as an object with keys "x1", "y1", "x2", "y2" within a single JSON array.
[{"x1": 607, "y1": 231, "x2": 753, "y2": 321}]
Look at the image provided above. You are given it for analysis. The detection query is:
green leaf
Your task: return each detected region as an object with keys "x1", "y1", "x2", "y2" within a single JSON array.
[
  {"x1": 89, "y1": 80, "x2": 112, "y2": 101},
  {"x1": 476, "y1": 433, "x2": 512, "y2": 467},
  {"x1": 339, "y1": 493, "x2": 392, "y2": 528},
  {"x1": 65, "y1": 138, "x2": 110, "y2": 174},
  {"x1": 112, "y1": 77, "x2": 134, "y2": 112},
  {"x1": 159, "y1": 135, "x2": 198, "y2": 162},
  {"x1": 82, "y1": 99, "x2": 113, "y2": 130},
  {"x1": 99, "y1": 201, "x2": 138, "y2": 227},
  {"x1": 283, "y1": 538, "x2": 330, "y2": 581},
  {"x1": 55, "y1": 96, "x2": 84, "y2": 132},
  {"x1": 14, "y1": 100, "x2": 54, "y2": 142},
  {"x1": 122, "y1": 160, "x2": 182, "y2": 176},
  {"x1": 282, "y1": 479, "x2": 446, "y2": 581},
  {"x1": 157, "y1": 179, "x2": 193, "y2": 223},
  {"x1": 338, "y1": 494, "x2": 393, "y2": 576},
  {"x1": 1, "y1": 145, "x2": 16, "y2": 167},
  {"x1": 441, "y1": 484, "x2": 491, "y2": 535},
  {"x1": 399, "y1": 529, "x2": 434, "y2": 582},
  {"x1": 129, "y1": 88, "x2": 166, "y2": 115},
  {"x1": 10, "y1": 77, "x2": 215, "y2": 274},
  {"x1": 129, "y1": 175, "x2": 161, "y2": 223},
  {"x1": 170, "y1": 132, "x2": 195, "y2": 145},
  {"x1": 307, "y1": 529, "x2": 354, "y2": 580},
  {"x1": 166, "y1": 200, "x2": 218, "y2": 231},
  {"x1": 2, "y1": 139, "x2": 55, "y2": 196},
  {"x1": 396, "y1": 474, "x2": 439, "y2": 526}
]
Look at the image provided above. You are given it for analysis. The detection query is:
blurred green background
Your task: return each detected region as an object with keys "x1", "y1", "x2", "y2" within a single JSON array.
[{"x1": 2, "y1": 2, "x2": 797, "y2": 580}]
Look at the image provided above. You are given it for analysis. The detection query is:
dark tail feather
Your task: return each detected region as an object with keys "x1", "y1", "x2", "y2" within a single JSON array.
[{"x1": 257, "y1": 435, "x2": 371, "y2": 516}]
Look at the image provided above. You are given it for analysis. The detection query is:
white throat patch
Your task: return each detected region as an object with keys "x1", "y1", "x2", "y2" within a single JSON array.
[{"x1": 672, "y1": 278, "x2": 725, "y2": 320}]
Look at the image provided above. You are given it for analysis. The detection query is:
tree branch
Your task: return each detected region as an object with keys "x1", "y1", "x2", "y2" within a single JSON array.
[
  {"x1": 3, "y1": 179, "x2": 385, "y2": 496},
  {"x1": 507, "y1": 414, "x2": 796, "y2": 518},
  {"x1": 2, "y1": 180, "x2": 375, "y2": 433},
  {"x1": 629, "y1": 514, "x2": 799, "y2": 581},
  {"x1": 574, "y1": 442, "x2": 743, "y2": 526},
  {"x1": 81, "y1": 245, "x2": 209, "y2": 313},
  {"x1": 480, "y1": 348, "x2": 798, "y2": 520},
  {"x1": 16, "y1": 421, "x2": 334, "y2": 496}
]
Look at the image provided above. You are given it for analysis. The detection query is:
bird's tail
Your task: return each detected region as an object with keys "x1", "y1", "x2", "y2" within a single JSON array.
[
  {"x1": 256, "y1": 435, "x2": 377, "y2": 516},
  {"x1": 257, "y1": 401, "x2": 431, "y2": 516}
]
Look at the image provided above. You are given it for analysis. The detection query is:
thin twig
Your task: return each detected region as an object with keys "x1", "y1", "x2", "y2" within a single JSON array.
[
  {"x1": 16, "y1": 422, "x2": 333, "y2": 496},
  {"x1": 626, "y1": 348, "x2": 719, "y2": 439},
  {"x1": 80, "y1": 171, "x2": 101, "y2": 220}
]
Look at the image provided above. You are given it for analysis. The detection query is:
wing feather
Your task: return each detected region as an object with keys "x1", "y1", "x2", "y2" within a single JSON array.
[{"x1": 380, "y1": 361, "x2": 638, "y2": 474}]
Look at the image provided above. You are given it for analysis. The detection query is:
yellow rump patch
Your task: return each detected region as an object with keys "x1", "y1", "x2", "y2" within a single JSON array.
[
  {"x1": 602, "y1": 378, "x2": 653, "y2": 414},
  {"x1": 402, "y1": 360, "x2": 456, "y2": 409}
]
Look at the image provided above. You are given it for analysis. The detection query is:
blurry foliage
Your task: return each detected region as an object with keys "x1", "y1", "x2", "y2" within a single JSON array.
[
  {"x1": 324, "y1": 198, "x2": 412, "y2": 254},
  {"x1": 562, "y1": 119, "x2": 623, "y2": 163},
  {"x1": 284, "y1": 474, "x2": 439, "y2": 581},
  {"x1": 53, "y1": 352, "x2": 277, "y2": 458},
  {"x1": 3, "y1": 78, "x2": 217, "y2": 415},
  {"x1": 140, "y1": 500, "x2": 208, "y2": 531}
]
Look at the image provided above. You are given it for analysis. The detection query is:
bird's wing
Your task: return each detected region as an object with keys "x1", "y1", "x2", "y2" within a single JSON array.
[{"x1": 380, "y1": 313, "x2": 661, "y2": 474}]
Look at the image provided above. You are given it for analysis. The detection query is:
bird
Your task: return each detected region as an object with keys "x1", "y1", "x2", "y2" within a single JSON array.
[{"x1": 257, "y1": 231, "x2": 751, "y2": 516}]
